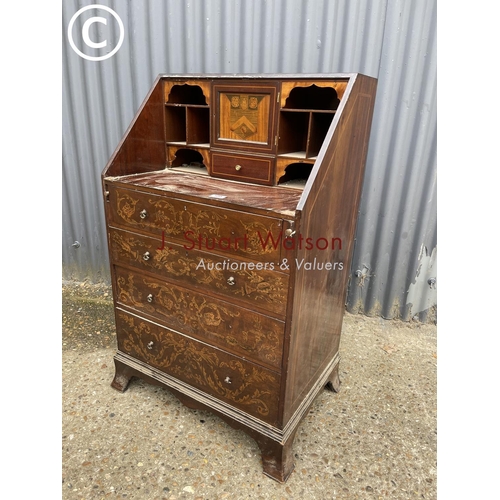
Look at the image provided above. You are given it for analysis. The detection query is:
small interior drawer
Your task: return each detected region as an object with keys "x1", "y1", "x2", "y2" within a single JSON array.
[{"x1": 211, "y1": 152, "x2": 273, "y2": 185}]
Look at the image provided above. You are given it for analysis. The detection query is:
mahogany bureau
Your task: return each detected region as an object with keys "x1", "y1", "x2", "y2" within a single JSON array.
[{"x1": 102, "y1": 74, "x2": 377, "y2": 482}]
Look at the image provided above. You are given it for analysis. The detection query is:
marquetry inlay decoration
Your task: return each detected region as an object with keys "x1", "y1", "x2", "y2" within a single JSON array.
[
  {"x1": 218, "y1": 92, "x2": 271, "y2": 144},
  {"x1": 117, "y1": 311, "x2": 279, "y2": 418}
]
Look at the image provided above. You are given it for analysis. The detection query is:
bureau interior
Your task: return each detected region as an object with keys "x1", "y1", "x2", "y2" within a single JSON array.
[{"x1": 162, "y1": 77, "x2": 348, "y2": 188}]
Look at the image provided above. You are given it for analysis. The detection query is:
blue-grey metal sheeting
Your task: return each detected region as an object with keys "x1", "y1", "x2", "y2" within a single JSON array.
[{"x1": 62, "y1": 0, "x2": 437, "y2": 321}]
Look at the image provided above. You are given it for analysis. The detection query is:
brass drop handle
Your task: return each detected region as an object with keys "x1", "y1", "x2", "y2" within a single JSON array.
[
  {"x1": 224, "y1": 376, "x2": 232, "y2": 384},
  {"x1": 147, "y1": 294, "x2": 153, "y2": 303},
  {"x1": 139, "y1": 209, "x2": 148, "y2": 219},
  {"x1": 234, "y1": 165, "x2": 242, "y2": 171},
  {"x1": 227, "y1": 276, "x2": 236, "y2": 286},
  {"x1": 147, "y1": 341, "x2": 154, "y2": 350},
  {"x1": 143, "y1": 251, "x2": 151, "y2": 261}
]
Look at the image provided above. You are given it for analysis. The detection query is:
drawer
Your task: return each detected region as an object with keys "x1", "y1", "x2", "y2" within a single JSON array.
[
  {"x1": 109, "y1": 227, "x2": 289, "y2": 317},
  {"x1": 106, "y1": 185, "x2": 283, "y2": 262},
  {"x1": 115, "y1": 310, "x2": 281, "y2": 425},
  {"x1": 211, "y1": 152, "x2": 273, "y2": 185},
  {"x1": 114, "y1": 266, "x2": 284, "y2": 370}
]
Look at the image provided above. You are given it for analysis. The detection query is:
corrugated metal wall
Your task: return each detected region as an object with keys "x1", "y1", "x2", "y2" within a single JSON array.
[{"x1": 62, "y1": 0, "x2": 437, "y2": 321}]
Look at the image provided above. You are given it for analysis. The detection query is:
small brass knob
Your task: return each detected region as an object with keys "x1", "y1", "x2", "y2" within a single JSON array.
[
  {"x1": 143, "y1": 251, "x2": 151, "y2": 261},
  {"x1": 227, "y1": 276, "x2": 235, "y2": 286},
  {"x1": 147, "y1": 294, "x2": 153, "y2": 303},
  {"x1": 235, "y1": 165, "x2": 242, "y2": 171},
  {"x1": 139, "y1": 209, "x2": 148, "y2": 219},
  {"x1": 285, "y1": 228, "x2": 296, "y2": 237},
  {"x1": 147, "y1": 341, "x2": 154, "y2": 350},
  {"x1": 224, "y1": 376, "x2": 232, "y2": 384}
]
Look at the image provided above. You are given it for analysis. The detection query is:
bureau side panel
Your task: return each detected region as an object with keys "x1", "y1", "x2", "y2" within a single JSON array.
[
  {"x1": 283, "y1": 75, "x2": 377, "y2": 422},
  {"x1": 102, "y1": 77, "x2": 166, "y2": 177}
]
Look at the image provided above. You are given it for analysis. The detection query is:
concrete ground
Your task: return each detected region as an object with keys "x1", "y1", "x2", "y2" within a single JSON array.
[{"x1": 62, "y1": 280, "x2": 437, "y2": 500}]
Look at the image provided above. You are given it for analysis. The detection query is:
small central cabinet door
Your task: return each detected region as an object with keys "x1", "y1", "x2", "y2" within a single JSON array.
[{"x1": 211, "y1": 82, "x2": 279, "y2": 154}]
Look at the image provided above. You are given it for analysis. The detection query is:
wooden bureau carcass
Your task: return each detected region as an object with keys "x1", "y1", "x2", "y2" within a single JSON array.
[{"x1": 102, "y1": 74, "x2": 377, "y2": 482}]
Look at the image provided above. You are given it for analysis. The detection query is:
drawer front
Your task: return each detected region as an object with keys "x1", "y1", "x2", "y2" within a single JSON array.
[
  {"x1": 115, "y1": 310, "x2": 280, "y2": 425},
  {"x1": 109, "y1": 227, "x2": 288, "y2": 317},
  {"x1": 107, "y1": 186, "x2": 282, "y2": 262},
  {"x1": 114, "y1": 266, "x2": 284, "y2": 370},
  {"x1": 211, "y1": 152, "x2": 273, "y2": 185}
]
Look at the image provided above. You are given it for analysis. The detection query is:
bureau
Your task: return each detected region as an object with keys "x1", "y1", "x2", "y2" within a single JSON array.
[{"x1": 102, "y1": 74, "x2": 377, "y2": 482}]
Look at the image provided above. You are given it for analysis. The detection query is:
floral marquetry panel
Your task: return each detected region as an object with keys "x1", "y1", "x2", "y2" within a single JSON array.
[
  {"x1": 109, "y1": 227, "x2": 289, "y2": 317},
  {"x1": 116, "y1": 310, "x2": 281, "y2": 425},
  {"x1": 114, "y1": 266, "x2": 284, "y2": 370},
  {"x1": 107, "y1": 185, "x2": 285, "y2": 263}
]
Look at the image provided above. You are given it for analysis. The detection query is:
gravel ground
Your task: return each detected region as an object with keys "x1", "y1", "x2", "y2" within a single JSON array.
[{"x1": 62, "y1": 280, "x2": 437, "y2": 500}]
